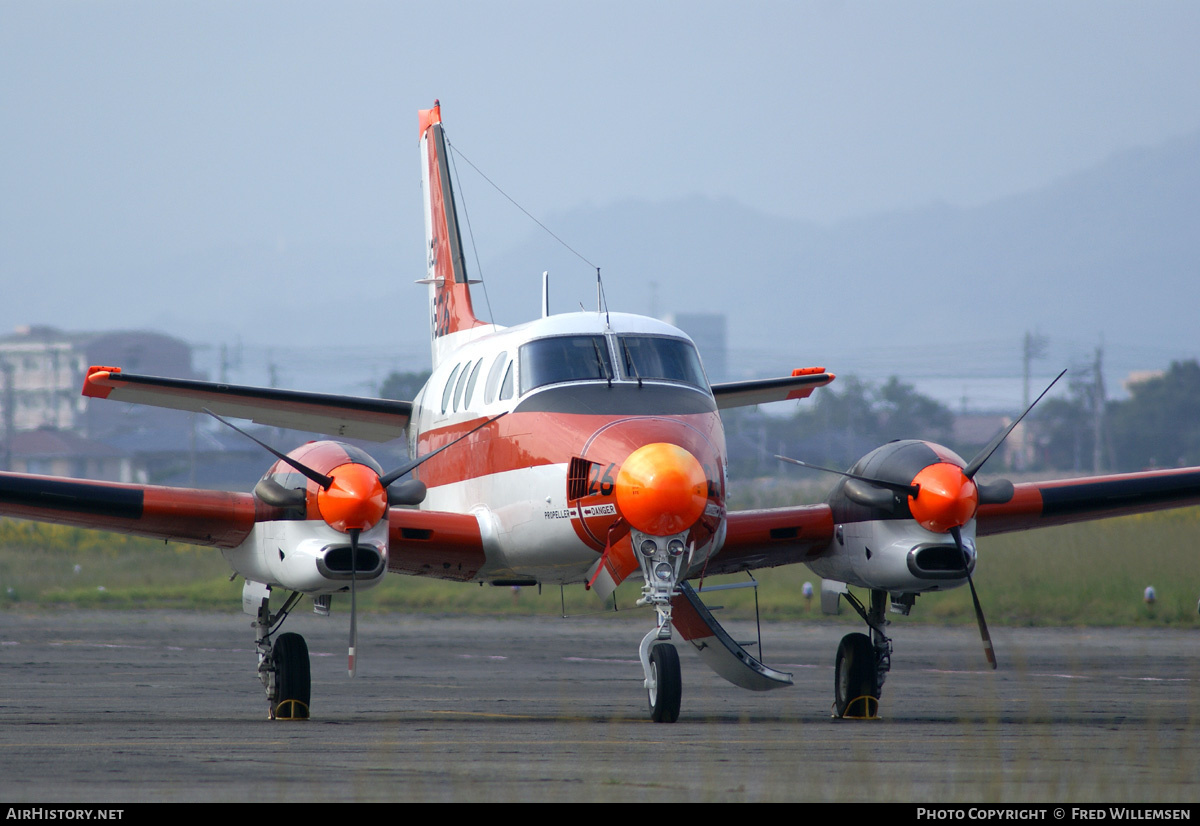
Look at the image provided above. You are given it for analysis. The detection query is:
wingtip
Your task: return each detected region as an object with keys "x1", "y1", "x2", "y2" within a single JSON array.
[{"x1": 82, "y1": 365, "x2": 121, "y2": 399}]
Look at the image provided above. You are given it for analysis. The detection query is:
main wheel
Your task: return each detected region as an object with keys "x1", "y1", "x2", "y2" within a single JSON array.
[
  {"x1": 834, "y1": 632, "x2": 879, "y2": 719},
  {"x1": 271, "y1": 632, "x2": 311, "y2": 720},
  {"x1": 647, "y1": 643, "x2": 682, "y2": 723}
]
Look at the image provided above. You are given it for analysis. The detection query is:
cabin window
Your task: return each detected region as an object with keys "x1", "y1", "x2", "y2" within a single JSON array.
[
  {"x1": 453, "y1": 359, "x2": 473, "y2": 411},
  {"x1": 441, "y1": 363, "x2": 463, "y2": 414},
  {"x1": 616, "y1": 335, "x2": 709, "y2": 390},
  {"x1": 463, "y1": 358, "x2": 484, "y2": 408},
  {"x1": 484, "y1": 353, "x2": 508, "y2": 404},
  {"x1": 519, "y1": 335, "x2": 613, "y2": 394},
  {"x1": 499, "y1": 361, "x2": 514, "y2": 400}
]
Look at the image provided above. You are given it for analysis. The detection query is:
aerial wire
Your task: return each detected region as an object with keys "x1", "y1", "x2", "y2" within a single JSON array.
[
  {"x1": 446, "y1": 135, "x2": 497, "y2": 329},
  {"x1": 446, "y1": 138, "x2": 600, "y2": 272}
]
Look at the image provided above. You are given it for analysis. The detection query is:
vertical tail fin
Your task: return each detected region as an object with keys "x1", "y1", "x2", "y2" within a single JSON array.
[{"x1": 419, "y1": 101, "x2": 486, "y2": 366}]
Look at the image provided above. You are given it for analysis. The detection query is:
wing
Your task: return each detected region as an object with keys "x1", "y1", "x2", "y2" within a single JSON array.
[
  {"x1": 83, "y1": 366, "x2": 411, "y2": 442},
  {"x1": 711, "y1": 369, "x2": 835, "y2": 410},
  {"x1": 977, "y1": 466, "x2": 1200, "y2": 535},
  {"x1": 701, "y1": 504, "x2": 835, "y2": 575},
  {"x1": 387, "y1": 508, "x2": 488, "y2": 581},
  {"x1": 0, "y1": 470, "x2": 493, "y2": 579},
  {"x1": 0, "y1": 471, "x2": 261, "y2": 547},
  {"x1": 706, "y1": 466, "x2": 1200, "y2": 575}
]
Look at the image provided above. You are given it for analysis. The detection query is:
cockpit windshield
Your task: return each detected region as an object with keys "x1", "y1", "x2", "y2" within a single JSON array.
[
  {"x1": 617, "y1": 335, "x2": 708, "y2": 390},
  {"x1": 519, "y1": 335, "x2": 614, "y2": 394}
]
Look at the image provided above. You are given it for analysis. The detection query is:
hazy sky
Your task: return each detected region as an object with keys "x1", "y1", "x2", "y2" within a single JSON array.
[{"x1": 3, "y1": 1, "x2": 1199, "y2": 395}]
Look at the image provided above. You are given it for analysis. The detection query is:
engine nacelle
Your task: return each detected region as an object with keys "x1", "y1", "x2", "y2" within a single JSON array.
[
  {"x1": 811, "y1": 439, "x2": 996, "y2": 593},
  {"x1": 222, "y1": 519, "x2": 389, "y2": 596}
]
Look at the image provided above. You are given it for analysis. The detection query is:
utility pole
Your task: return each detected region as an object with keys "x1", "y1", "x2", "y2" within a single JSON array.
[
  {"x1": 1091, "y1": 343, "x2": 1106, "y2": 474},
  {"x1": 1022, "y1": 331, "x2": 1048, "y2": 411},
  {"x1": 1019, "y1": 331, "x2": 1048, "y2": 471},
  {"x1": 2, "y1": 360, "x2": 14, "y2": 472}
]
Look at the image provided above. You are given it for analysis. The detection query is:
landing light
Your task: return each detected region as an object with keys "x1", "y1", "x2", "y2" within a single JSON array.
[
  {"x1": 667, "y1": 539, "x2": 686, "y2": 557},
  {"x1": 654, "y1": 562, "x2": 674, "y2": 582},
  {"x1": 640, "y1": 539, "x2": 659, "y2": 557}
]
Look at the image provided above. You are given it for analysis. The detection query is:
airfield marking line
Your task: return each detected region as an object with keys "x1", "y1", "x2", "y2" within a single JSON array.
[{"x1": 453, "y1": 654, "x2": 508, "y2": 660}]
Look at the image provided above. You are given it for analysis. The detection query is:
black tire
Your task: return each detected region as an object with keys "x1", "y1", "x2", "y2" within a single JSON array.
[
  {"x1": 647, "y1": 643, "x2": 682, "y2": 723},
  {"x1": 272, "y1": 632, "x2": 311, "y2": 720},
  {"x1": 834, "y1": 632, "x2": 879, "y2": 719}
]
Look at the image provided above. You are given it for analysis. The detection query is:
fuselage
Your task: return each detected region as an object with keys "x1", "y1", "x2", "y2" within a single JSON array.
[{"x1": 407, "y1": 311, "x2": 728, "y2": 584}]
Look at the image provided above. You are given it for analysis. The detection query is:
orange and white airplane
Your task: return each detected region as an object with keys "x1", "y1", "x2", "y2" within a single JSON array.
[{"x1": 4, "y1": 101, "x2": 1200, "y2": 722}]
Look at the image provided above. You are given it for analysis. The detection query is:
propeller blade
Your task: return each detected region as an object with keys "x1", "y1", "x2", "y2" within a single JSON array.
[
  {"x1": 950, "y1": 526, "x2": 997, "y2": 670},
  {"x1": 348, "y1": 528, "x2": 359, "y2": 678},
  {"x1": 775, "y1": 454, "x2": 919, "y2": 497},
  {"x1": 963, "y1": 369, "x2": 1066, "y2": 479},
  {"x1": 380, "y1": 412, "x2": 506, "y2": 486},
  {"x1": 203, "y1": 408, "x2": 334, "y2": 490}
]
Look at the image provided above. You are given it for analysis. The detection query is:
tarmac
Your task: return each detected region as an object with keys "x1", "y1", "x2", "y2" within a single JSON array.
[{"x1": 1, "y1": 609, "x2": 1198, "y2": 802}]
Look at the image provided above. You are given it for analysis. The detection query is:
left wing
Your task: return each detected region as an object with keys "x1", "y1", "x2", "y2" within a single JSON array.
[
  {"x1": 977, "y1": 466, "x2": 1200, "y2": 535},
  {"x1": 701, "y1": 504, "x2": 836, "y2": 576},
  {"x1": 711, "y1": 369, "x2": 834, "y2": 410},
  {"x1": 83, "y1": 366, "x2": 411, "y2": 442},
  {"x1": 706, "y1": 466, "x2": 1200, "y2": 576}
]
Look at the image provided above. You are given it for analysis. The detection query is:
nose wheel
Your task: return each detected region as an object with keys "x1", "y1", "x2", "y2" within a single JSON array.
[{"x1": 646, "y1": 643, "x2": 682, "y2": 723}]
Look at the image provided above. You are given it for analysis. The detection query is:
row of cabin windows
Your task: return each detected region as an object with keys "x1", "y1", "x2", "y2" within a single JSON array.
[
  {"x1": 439, "y1": 334, "x2": 707, "y2": 416},
  {"x1": 440, "y1": 351, "x2": 514, "y2": 414}
]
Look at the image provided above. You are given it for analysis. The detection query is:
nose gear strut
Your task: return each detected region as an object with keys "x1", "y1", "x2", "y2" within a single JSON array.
[{"x1": 632, "y1": 527, "x2": 692, "y2": 723}]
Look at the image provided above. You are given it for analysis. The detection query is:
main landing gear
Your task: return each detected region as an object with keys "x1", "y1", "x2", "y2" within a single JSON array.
[
  {"x1": 249, "y1": 587, "x2": 311, "y2": 720},
  {"x1": 834, "y1": 588, "x2": 891, "y2": 719}
]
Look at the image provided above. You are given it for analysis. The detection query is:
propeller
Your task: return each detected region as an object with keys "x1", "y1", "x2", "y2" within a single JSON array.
[
  {"x1": 203, "y1": 408, "x2": 506, "y2": 676},
  {"x1": 776, "y1": 370, "x2": 1066, "y2": 670},
  {"x1": 950, "y1": 524, "x2": 995, "y2": 669}
]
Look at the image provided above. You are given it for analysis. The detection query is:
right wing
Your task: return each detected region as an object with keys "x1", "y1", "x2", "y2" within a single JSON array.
[
  {"x1": 83, "y1": 366, "x2": 411, "y2": 442},
  {"x1": 0, "y1": 471, "x2": 261, "y2": 547},
  {"x1": 0, "y1": 470, "x2": 492, "y2": 580}
]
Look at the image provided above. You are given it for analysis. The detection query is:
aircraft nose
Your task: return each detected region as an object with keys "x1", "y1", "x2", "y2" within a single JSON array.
[{"x1": 614, "y1": 442, "x2": 709, "y2": 536}]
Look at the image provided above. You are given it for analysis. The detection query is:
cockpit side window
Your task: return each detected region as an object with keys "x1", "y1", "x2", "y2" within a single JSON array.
[
  {"x1": 519, "y1": 335, "x2": 613, "y2": 394},
  {"x1": 617, "y1": 335, "x2": 709, "y2": 390}
]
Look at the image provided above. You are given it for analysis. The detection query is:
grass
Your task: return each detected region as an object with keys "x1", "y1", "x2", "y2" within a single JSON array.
[{"x1": 1, "y1": 507, "x2": 1198, "y2": 627}]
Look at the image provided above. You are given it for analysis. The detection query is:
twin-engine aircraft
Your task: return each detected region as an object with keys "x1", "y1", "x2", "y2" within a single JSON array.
[{"x1": 4, "y1": 102, "x2": 1200, "y2": 722}]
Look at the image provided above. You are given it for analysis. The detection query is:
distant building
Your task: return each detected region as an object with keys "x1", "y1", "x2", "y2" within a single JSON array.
[
  {"x1": 0, "y1": 326, "x2": 90, "y2": 433},
  {"x1": 2, "y1": 427, "x2": 138, "y2": 483},
  {"x1": 0, "y1": 325, "x2": 201, "y2": 440},
  {"x1": 665, "y1": 313, "x2": 727, "y2": 383}
]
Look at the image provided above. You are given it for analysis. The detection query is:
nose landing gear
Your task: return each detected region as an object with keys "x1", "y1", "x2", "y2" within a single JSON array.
[{"x1": 632, "y1": 528, "x2": 691, "y2": 723}]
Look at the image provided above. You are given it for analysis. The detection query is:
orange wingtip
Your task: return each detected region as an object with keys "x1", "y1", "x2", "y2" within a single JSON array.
[
  {"x1": 82, "y1": 365, "x2": 122, "y2": 399},
  {"x1": 786, "y1": 372, "x2": 835, "y2": 400},
  {"x1": 418, "y1": 100, "x2": 442, "y2": 138}
]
